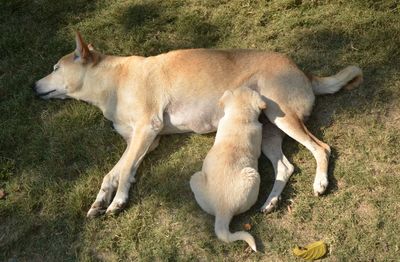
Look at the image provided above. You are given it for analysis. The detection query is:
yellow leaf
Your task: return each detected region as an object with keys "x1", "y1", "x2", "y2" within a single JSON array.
[{"x1": 293, "y1": 240, "x2": 327, "y2": 260}]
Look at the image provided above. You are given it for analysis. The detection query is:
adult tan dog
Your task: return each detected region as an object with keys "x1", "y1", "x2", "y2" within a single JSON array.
[
  {"x1": 33, "y1": 32, "x2": 363, "y2": 217},
  {"x1": 190, "y1": 86, "x2": 266, "y2": 252}
]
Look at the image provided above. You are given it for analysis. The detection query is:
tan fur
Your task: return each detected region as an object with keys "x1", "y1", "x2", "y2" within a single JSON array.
[
  {"x1": 34, "y1": 32, "x2": 363, "y2": 217},
  {"x1": 190, "y1": 87, "x2": 265, "y2": 251}
]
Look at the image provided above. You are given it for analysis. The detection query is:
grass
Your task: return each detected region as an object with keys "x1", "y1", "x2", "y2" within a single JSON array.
[{"x1": 1, "y1": 0, "x2": 400, "y2": 260}]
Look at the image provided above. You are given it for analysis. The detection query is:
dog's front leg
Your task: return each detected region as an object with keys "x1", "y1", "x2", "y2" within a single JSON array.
[
  {"x1": 104, "y1": 115, "x2": 163, "y2": 215},
  {"x1": 87, "y1": 134, "x2": 161, "y2": 218},
  {"x1": 87, "y1": 147, "x2": 130, "y2": 218}
]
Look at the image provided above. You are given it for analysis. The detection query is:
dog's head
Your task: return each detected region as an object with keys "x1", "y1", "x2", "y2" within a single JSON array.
[
  {"x1": 33, "y1": 32, "x2": 98, "y2": 100},
  {"x1": 219, "y1": 86, "x2": 267, "y2": 115}
]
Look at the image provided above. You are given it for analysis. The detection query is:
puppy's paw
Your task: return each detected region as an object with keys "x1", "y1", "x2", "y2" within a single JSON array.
[
  {"x1": 313, "y1": 176, "x2": 329, "y2": 196},
  {"x1": 260, "y1": 196, "x2": 279, "y2": 214}
]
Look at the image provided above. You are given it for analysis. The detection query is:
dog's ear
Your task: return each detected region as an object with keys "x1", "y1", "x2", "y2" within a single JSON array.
[
  {"x1": 75, "y1": 31, "x2": 91, "y2": 62},
  {"x1": 219, "y1": 90, "x2": 233, "y2": 107}
]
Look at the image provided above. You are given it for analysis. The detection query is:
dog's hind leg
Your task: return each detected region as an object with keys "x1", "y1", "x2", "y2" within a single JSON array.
[
  {"x1": 105, "y1": 115, "x2": 164, "y2": 215},
  {"x1": 260, "y1": 121, "x2": 294, "y2": 213},
  {"x1": 148, "y1": 136, "x2": 160, "y2": 152},
  {"x1": 272, "y1": 112, "x2": 331, "y2": 196}
]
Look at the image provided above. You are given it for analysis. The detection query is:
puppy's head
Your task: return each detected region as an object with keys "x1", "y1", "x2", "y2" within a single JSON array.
[
  {"x1": 33, "y1": 31, "x2": 99, "y2": 100},
  {"x1": 219, "y1": 86, "x2": 267, "y2": 115}
]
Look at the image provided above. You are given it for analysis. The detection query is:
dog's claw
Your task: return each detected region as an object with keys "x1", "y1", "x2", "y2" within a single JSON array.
[
  {"x1": 105, "y1": 201, "x2": 125, "y2": 215},
  {"x1": 261, "y1": 205, "x2": 274, "y2": 214},
  {"x1": 87, "y1": 200, "x2": 108, "y2": 218},
  {"x1": 87, "y1": 207, "x2": 106, "y2": 218},
  {"x1": 105, "y1": 209, "x2": 119, "y2": 216},
  {"x1": 314, "y1": 187, "x2": 326, "y2": 196}
]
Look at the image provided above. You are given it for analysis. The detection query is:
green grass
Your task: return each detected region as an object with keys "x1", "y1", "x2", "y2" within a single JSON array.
[{"x1": 1, "y1": 0, "x2": 400, "y2": 260}]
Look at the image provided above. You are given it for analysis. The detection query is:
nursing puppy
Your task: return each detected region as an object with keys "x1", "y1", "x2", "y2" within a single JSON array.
[{"x1": 190, "y1": 86, "x2": 266, "y2": 252}]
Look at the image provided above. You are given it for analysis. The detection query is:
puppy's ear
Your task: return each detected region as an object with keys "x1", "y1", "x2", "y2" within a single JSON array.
[
  {"x1": 253, "y1": 92, "x2": 267, "y2": 110},
  {"x1": 218, "y1": 90, "x2": 233, "y2": 107},
  {"x1": 75, "y1": 31, "x2": 91, "y2": 63}
]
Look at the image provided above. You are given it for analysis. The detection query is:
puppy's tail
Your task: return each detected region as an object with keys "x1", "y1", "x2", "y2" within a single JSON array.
[
  {"x1": 308, "y1": 65, "x2": 363, "y2": 95},
  {"x1": 215, "y1": 214, "x2": 257, "y2": 252}
]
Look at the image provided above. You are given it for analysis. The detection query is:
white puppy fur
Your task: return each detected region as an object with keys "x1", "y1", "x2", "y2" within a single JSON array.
[{"x1": 190, "y1": 86, "x2": 267, "y2": 252}]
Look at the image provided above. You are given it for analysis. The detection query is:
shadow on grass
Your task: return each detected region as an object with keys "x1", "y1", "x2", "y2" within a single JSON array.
[
  {"x1": 0, "y1": 1, "x2": 102, "y2": 260},
  {"x1": 118, "y1": 2, "x2": 221, "y2": 55},
  {"x1": 122, "y1": 133, "x2": 200, "y2": 210},
  {"x1": 0, "y1": 206, "x2": 86, "y2": 260}
]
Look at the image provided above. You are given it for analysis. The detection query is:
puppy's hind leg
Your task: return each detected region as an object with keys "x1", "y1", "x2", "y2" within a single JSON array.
[
  {"x1": 189, "y1": 171, "x2": 205, "y2": 194},
  {"x1": 190, "y1": 171, "x2": 214, "y2": 215},
  {"x1": 260, "y1": 121, "x2": 294, "y2": 213}
]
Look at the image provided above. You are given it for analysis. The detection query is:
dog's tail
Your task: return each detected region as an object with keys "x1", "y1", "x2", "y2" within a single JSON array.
[
  {"x1": 214, "y1": 213, "x2": 257, "y2": 252},
  {"x1": 308, "y1": 65, "x2": 363, "y2": 95}
]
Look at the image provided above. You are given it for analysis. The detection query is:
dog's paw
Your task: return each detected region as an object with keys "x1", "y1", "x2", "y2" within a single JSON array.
[
  {"x1": 105, "y1": 200, "x2": 126, "y2": 215},
  {"x1": 87, "y1": 201, "x2": 107, "y2": 218},
  {"x1": 260, "y1": 196, "x2": 279, "y2": 214},
  {"x1": 313, "y1": 176, "x2": 329, "y2": 196},
  {"x1": 87, "y1": 206, "x2": 106, "y2": 218}
]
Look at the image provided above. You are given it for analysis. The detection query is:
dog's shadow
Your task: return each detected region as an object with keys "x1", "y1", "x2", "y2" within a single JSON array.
[{"x1": 124, "y1": 133, "x2": 211, "y2": 208}]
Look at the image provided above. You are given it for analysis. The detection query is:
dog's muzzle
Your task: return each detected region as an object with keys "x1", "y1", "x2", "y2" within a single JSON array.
[{"x1": 32, "y1": 82, "x2": 56, "y2": 97}]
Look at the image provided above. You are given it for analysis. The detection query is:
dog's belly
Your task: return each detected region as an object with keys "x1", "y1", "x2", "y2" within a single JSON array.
[{"x1": 161, "y1": 102, "x2": 223, "y2": 135}]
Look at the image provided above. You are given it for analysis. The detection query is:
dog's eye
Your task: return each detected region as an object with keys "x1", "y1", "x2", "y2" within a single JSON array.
[{"x1": 53, "y1": 64, "x2": 60, "y2": 72}]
